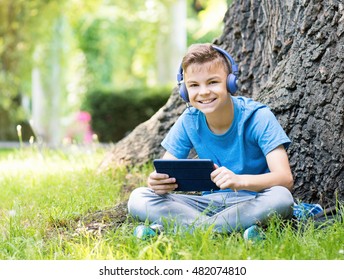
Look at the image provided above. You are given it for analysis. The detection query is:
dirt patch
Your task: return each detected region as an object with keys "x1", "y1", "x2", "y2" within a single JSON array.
[{"x1": 75, "y1": 201, "x2": 129, "y2": 235}]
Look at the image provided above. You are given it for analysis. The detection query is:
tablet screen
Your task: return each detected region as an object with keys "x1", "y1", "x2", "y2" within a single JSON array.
[{"x1": 153, "y1": 159, "x2": 218, "y2": 192}]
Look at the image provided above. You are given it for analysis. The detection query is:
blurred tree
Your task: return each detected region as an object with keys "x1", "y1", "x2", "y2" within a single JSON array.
[
  {"x1": 0, "y1": 0, "x2": 58, "y2": 140},
  {"x1": 0, "y1": 0, "x2": 227, "y2": 144},
  {"x1": 156, "y1": 0, "x2": 187, "y2": 85},
  {"x1": 75, "y1": 0, "x2": 227, "y2": 90},
  {"x1": 188, "y1": 0, "x2": 229, "y2": 43},
  {"x1": 31, "y1": 15, "x2": 65, "y2": 147},
  {"x1": 75, "y1": 0, "x2": 176, "y2": 90},
  {"x1": 0, "y1": 0, "x2": 102, "y2": 144}
]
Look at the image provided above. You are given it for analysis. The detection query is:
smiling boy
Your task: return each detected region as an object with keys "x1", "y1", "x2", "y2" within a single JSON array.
[{"x1": 128, "y1": 43, "x2": 294, "y2": 240}]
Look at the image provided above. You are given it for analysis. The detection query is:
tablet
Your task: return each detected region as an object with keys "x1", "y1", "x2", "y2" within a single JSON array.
[{"x1": 153, "y1": 159, "x2": 218, "y2": 192}]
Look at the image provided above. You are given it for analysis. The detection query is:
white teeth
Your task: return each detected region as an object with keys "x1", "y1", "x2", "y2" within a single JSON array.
[{"x1": 199, "y1": 99, "x2": 215, "y2": 104}]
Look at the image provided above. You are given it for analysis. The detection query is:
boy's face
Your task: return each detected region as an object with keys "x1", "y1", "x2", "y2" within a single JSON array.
[{"x1": 184, "y1": 61, "x2": 231, "y2": 115}]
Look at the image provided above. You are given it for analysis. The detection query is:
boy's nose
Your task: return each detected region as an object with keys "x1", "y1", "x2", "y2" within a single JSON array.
[{"x1": 199, "y1": 85, "x2": 210, "y2": 94}]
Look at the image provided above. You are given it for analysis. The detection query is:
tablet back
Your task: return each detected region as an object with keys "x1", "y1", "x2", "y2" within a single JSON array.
[{"x1": 153, "y1": 159, "x2": 218, "y2": 192}]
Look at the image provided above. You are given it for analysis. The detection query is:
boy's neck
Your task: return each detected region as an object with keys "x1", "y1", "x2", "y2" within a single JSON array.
[{"x1": 205, "y1": 98, "x2": 234, "y2": 134}]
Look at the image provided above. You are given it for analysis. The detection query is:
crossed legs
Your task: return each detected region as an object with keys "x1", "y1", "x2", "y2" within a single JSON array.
[{"x1": 127, "y1": 186, "x2": 294, "y2": 233}]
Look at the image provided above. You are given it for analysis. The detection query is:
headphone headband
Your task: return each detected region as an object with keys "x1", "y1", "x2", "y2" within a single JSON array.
[
  {"x1": 211, "y1": 45, "x2": 239, "y2": 75},
  {"x1": 177, "y1": 45, "x2": 239, "y2": 102}
]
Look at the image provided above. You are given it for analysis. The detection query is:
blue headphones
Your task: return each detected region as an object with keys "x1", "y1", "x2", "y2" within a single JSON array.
[{"x1": 177, "y1": 45, "x2": 239, "y2": 103}]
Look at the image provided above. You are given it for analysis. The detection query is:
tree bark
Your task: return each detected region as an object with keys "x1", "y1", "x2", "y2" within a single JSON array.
[{"x1": 99, "y1": 0, "x2": 344, "y2": 207}]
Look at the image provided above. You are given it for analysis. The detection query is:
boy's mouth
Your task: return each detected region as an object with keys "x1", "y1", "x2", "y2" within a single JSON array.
[{"x1": 198, "y1": 98, "x2": 216, "y2": 104}]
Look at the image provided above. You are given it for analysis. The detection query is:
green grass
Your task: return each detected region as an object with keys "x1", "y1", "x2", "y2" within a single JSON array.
[{"x1": 0, "y1": 147, "x2": 344, "y2": 260}]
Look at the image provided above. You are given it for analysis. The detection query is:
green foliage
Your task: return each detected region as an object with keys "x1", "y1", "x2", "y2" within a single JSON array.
[
  {"x1": 82, "y1": 87, "x2": 171, "y2": 142},
  {"x1": 0, "y1": 0, "x2": 103, "y2": 140},
  {"x1": 74, "y1": 0, "x2": 228, "y2": 92},
  {"x1": 187, "y1": 0, "x2": 228, "y2": 44},
  {"x1": 0, "y1": 0, "x2": 227, "y2": 142},
  {"x1": 0, "y1": 0, "x2": 227, "y2": 101},
  {"x1": 0, "y1": 0, "x2": 67, "y2": 101},
  {"x1": 74, "y1": 1, "x2": 165, "y2": 92},
  {"x1": 0, "y1": 0, "x2": 71, "y2": 139}
]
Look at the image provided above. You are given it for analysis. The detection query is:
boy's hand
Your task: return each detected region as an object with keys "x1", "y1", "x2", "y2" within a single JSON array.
[
  {"x1": 147, "y1": 170, "x2": 178, "y2": 195},
  {"x1": 211, "y1": 164, "x2": 242, "y2": 190}
]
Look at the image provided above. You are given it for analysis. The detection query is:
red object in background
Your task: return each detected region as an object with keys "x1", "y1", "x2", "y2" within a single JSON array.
[{"x1": 76, "y1": 111, "x2": 93, "y2": 144}]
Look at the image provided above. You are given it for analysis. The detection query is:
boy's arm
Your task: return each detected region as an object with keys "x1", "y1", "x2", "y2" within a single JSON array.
[
  {"x1": 211, "y1": 145, "x2": 294, "y2": 192},
  {"x1": 162, "y1": 151, "x2": 178, "y2": 160},
  {"x1": 242, "y1": 145, "x2": 294, "y2": 191}
]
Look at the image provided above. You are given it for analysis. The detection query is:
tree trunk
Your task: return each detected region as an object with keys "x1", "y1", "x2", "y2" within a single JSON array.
[
  {"x1": 156, "y1": 0, "x2": 187, "y2": 85},
  {"x1": 98, "y1": 87, "x2": 186, "y2": 168},
  {"x1": 31, "y1": 16, "x2": 64, "y2": 147},
  {"x1": 99, "y1": 0, "x2": 344, "y2": 207}
]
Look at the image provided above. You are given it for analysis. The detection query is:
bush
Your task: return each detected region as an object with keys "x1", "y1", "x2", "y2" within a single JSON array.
[
  {"x1": 0, "y1": 103, "x2": 34, "y2": 141},
  {"x1": 82, "y1": 87, "x2": 171, "y2": 142}
]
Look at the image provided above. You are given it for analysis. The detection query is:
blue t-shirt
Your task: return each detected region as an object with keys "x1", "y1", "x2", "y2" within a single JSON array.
[{"x1": 161, "y1": 96, "x2": 291, "y2": 176}]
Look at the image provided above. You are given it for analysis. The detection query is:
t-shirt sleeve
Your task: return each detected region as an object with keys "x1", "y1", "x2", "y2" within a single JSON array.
[
  {"x1": 250, "y1": 108, "x2": 291, "y2": 156},
  {"x1": 161, "y1": 113, "x2": 193, "y2": 159}
]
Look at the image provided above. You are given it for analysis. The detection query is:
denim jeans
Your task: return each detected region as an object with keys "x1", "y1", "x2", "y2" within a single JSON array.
[{"x1": 127, "y1": 186, "x2": 294, "y2": 233}]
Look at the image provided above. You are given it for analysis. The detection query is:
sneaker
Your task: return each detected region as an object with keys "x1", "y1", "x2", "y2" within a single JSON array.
[
  {"x1": 243, "y1": 225, "x2": 265, "y2": 242},
  {"x1": 133, "y1": 224, "x2": 164, "y2": 240}
]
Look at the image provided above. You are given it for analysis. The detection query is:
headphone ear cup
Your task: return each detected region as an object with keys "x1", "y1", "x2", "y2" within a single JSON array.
[
  {"x1": 227, "y1": 73, "x2": 238, "y2": 94},
  {"x1": 179, "y1": 83, "x2": 189, "y2": 102}
]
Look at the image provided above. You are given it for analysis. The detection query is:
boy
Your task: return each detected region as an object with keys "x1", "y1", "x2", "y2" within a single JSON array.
[{"x1": 128, "y1": 43, "x2": 294, "y2": 240}]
